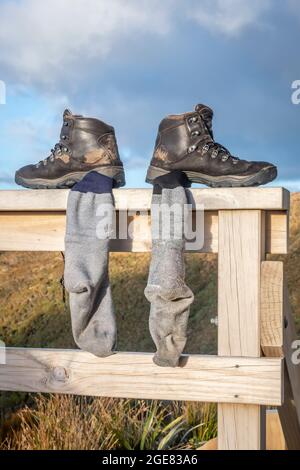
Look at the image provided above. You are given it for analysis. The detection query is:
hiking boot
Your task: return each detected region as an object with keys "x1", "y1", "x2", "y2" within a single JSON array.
[
  {"x1": 146, "y1": 104, "x2": 277, "y2": 187},
  {"x1": 15, "y1": 109, "x2": 125, "y2": 189}
]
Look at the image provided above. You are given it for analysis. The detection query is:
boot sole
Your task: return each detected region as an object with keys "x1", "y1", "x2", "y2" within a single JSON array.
[
  {"x1": 146, "y1": 165, "x2": 277, "y2": 188},
  {"x1": 15, "y1": 166, "x2": 126, "y2": 189}
]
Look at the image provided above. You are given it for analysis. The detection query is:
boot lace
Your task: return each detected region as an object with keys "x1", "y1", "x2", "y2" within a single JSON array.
[
  {"x1": 188, "y1": 114, "x2": 240, "y2": 164},
  {"x1": 36, "y1": 141, "x2": 69, "y2": 168},
  {"x1": 202, "y1": 142, "x2": 240, "y2": 164}
]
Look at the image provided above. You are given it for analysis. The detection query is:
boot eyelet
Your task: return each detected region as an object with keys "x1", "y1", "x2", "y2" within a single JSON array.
[
  {"x1": 188, "y1": 145, "x2": 197, "y2": 153},
  {"x1": 202, "y1": 144, "x2": 210, "y2": 154},
  {"x1": 61, "y1": 135, "x2": 68, "y2": 140},
  {"x1": 64, "y1": 121, "x2": 69, "y2": 127},
  {"x1": 211, "y1": 150, "x2": 218, "y2": 159},
  {"x1": 221, "y1": 155, "x2": 229, "y2": 162},
  {"x1": 191, "y1": 130, "x2": 200, "y2": 137},
  {"x1": 188, "y1": 116, "x2": 198, "y2": 124}
]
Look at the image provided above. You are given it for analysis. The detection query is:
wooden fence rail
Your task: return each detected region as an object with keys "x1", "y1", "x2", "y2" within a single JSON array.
[
  {"x1": 0, "y1": 187, "x2": 299, "y2": 450},
  {"x1": 0, "y1": 349, "x2": 283, "y2": 405}
]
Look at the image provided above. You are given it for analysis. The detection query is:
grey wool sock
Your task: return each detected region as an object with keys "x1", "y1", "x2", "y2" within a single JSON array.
[
  {"x1": 64, "y1": 171, "x2": 116, "y2": 357},
  {"x1": 144, "y1": 177, "x2": 194, "y2": 367}
]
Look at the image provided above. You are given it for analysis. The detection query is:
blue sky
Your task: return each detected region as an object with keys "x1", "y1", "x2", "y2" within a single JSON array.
[{"x1": 0, "y1": 0, "x2": 300, "y2": 190}]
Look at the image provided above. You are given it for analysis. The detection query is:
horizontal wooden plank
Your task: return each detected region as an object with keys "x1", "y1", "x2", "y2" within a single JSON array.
[
  {"x1": 0, "y1": 210, "x2": 287, "y2": 253},
  {"x1": 266, "y1": 211, "x2": 289, "y2": 254},
  {"x1": 0, "y1": 349, "x2": 283, "y2": 405},
  {"x1": 0, "y1": 187, "x2": 290, "y2": 211},
  {"x1": 0, "y1": 212, "x2": 66, "y2": 252},
  {"x1": 0, "y1": 211, "x2": 217, "y2": 253}
]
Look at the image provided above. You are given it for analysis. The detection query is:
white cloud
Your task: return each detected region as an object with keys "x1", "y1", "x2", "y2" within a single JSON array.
[
  {"x1": 0, "y1": 0, "x2": 173, "y2": 86},
  {"x1": 0, "y1": 0, "x2": 272, "y2": 88},
  {"x1": 189, "y1": 0, "x2": 271, "y2": 36},
  {"x1": 0, "y1": 92, "x2": 70, "y2": 173}
]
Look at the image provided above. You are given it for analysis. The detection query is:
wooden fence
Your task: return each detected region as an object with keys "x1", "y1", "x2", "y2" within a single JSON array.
[{"x1": 0, "y1": 187, "x2": 299, "y2": 450}]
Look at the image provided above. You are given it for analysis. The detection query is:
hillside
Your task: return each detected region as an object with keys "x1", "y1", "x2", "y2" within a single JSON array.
[
  {"x1": 1, "y1": 195, "x2": 300, "y2": 354},
  {"x1": 0, "y1": 252, "x2": 217, "y2": 355}
]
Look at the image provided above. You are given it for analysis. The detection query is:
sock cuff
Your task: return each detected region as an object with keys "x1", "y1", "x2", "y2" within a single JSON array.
[
  {"x1": 152, "y1": 170, "x2": 191, "y2": 191},
  {"x1": 72, "y1": 171, "x2": 113, "y2": 194}
]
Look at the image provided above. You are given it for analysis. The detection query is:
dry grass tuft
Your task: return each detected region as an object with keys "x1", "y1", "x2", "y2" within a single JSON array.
[{"x1": 1, "y1": 395, "x2": 217, "y2": 450}]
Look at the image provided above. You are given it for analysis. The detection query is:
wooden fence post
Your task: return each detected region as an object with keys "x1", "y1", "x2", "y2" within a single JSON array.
[
  {"x1": 0, "y1": 188, "x2": 289, "y2": 450},
  {"x1": 261, "y1": 260, "x2": 300, "y2": 449},
  {"x1": 218, "y1": 210, "x2": 266, "y2": 449}
]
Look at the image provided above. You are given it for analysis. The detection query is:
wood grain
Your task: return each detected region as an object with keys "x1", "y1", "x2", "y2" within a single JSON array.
[
  {"x1": 199, "y1": 410, "x2": 286, "y2": 450},
  {"x1": 0, "y1": 210, "x2": 287, "y2": 254},
  {"x1": 218, "y1": 210, "x2": 266, "y2": 450},
  {"x1": 261, "y1": 261, "x2": 284, "y2": 357},
  {"x1": 0, "y1": 188, "x2": 289, "y2": 211},
  {"x1": 218, "y1": 211, "x2": 264, "y2": 357},
  {"x1": 260, "y1": 260, "x2": 300, "y2": 449},
  {"x1": 266, "y1": 211, "x2": 289, "y2": 254},
  {"x1": 266, "y1": 410, "x2": 286, "y2": 451},
  {"x1": 0, "y1": 349, "x2": 282, "y2": 405}
]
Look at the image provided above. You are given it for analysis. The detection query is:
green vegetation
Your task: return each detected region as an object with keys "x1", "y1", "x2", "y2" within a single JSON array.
[{"x1": 1, "y1": 396, "x2": 217, "y2": 450}]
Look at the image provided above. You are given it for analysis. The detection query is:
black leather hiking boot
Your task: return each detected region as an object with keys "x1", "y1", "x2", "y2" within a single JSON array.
[
  {"x1": 15, "y1": 109, "x2": 125, "y2": 189},
  {"x1": 146, "y1": 104, "x2": 277, "y2": 187}
]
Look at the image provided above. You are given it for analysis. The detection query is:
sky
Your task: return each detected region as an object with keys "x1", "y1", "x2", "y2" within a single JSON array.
[{"x1": 0, "y1": 0, "x2": 300, "y2": 190}]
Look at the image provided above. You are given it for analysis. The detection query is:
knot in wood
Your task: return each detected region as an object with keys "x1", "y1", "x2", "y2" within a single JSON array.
[{"x1": 51, "y1": 366, "x2": 68, "y2": 382}]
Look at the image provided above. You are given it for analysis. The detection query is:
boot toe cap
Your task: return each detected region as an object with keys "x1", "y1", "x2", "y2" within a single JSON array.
[
  {"x1": 248, "y1": 161, "x2": 277, "y2": 174},
  {"x1": 257, "y1": 162, "x2": 277, "y2": 179},
  {"x1": 259, "y1": 161, "x2": 277, "y2": 170},
  {"x1": 15, "y1": 164, "x2": 38, "y2": 180},
  {"x1": 250, "y1": 161, "x2": 277, "y2": 185}
]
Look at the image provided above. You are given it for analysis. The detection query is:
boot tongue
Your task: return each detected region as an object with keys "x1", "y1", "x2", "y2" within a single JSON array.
[
  {"x1": 195, "y1": 104, "x2": 213, "y2": 120},
  {"x1": 63, "y1": 109, "x2": 73, "y2": 119},
  {"x1": 63, "y1": 109, "x2": 83, "y2": 120},
  {"x1": 195, "y1": 104, "x2": 214, "y2": 138}
]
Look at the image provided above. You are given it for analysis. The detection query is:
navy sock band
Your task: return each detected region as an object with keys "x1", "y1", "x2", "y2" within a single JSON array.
[
  {"x1": 153, "y1": 170, "x2": 191, "y2": 194},
  {"x1": 72, "y1": 171, "x2": 113, "y2": 194}
]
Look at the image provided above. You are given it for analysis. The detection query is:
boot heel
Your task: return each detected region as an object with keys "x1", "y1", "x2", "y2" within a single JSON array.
[{"x1": 145, "y1": 165, "x2": 170, "y2": 184}]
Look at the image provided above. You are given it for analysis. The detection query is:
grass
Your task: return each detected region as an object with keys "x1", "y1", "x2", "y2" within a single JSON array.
[
  {"x1": 0, "y1": 252, "x2": 217, "y2": 353},
  {"x1": 1, "y1": 395, "x2": 217, "y2": 450},
  {"x1": 0, "y1": 251, "x2": 218, "y2": 449},
  {"x1": 0, "y1": 193, "x2": 300, "y2": 449}
]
